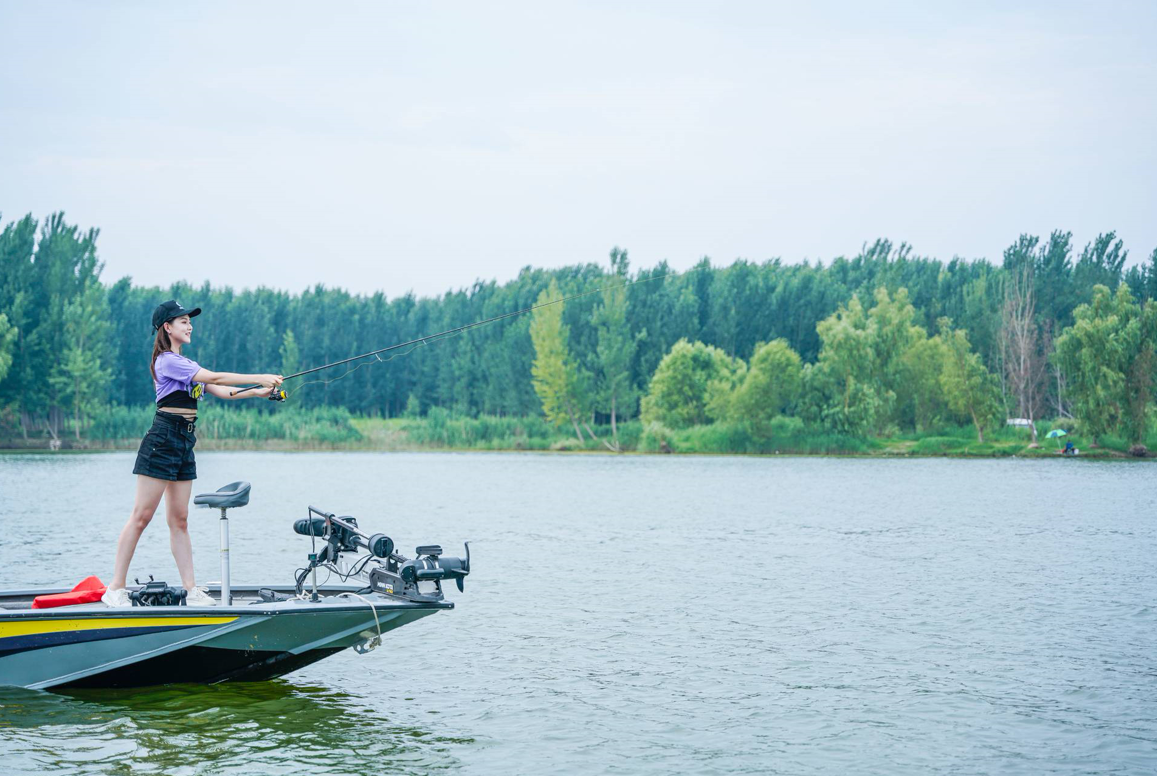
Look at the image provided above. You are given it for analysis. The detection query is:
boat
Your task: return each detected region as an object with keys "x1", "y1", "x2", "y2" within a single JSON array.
[{"x1": 0, "y1": 480, "x2": 471, "y2": 690}]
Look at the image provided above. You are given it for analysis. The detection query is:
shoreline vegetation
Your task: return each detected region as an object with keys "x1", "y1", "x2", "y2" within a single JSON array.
[
  {"x1": 2, "y1": 406, "x2": 1152, "y2": 459},
  {"x1": 2, "y1": 214, "x2": 1156, "y2": 458}
]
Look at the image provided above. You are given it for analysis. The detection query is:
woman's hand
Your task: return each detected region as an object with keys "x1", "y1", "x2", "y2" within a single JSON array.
[{"x1": 258, "y1": 374, "x2": 284, "y2": 388}]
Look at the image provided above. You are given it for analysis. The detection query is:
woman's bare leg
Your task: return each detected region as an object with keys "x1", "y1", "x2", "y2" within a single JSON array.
[
  {"x1": 165, "y1": 479, "x2": 196, "y2": 589},
  {"x1": 110, "y1": 475, "x2": 169, "y2": 590}
]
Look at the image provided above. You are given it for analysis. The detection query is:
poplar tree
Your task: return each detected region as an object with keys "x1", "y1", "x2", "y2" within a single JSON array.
[
  {"x1": 591, "y1": 248, "x2": 638, "y2": 450},
  {"x1": 48, "y1": 281, "x2": 112, "y2": 439},
  {"x1": 999, "y1": 257, "x2": 1048, "y2": 442},
  {"x1": 0, "y1": 313, "x2": 16, "y2": 385},
  {"x1": 530, "y1": 280, "x2": 586, "y2": 442},
  {"x1": 280, "y1": 330, "x2": 301, "y2": 378}
]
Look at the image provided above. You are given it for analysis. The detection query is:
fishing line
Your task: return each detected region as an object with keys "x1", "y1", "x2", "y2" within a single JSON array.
[
  {"x1": 285, "y1": 341, "x2": 438, "y2": 399},
  {"x1": 233, "y1": 270, "x2": 673, "y2": 399}
]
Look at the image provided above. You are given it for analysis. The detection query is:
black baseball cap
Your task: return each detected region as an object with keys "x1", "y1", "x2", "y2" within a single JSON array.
[{"x1": 152, "y1": 300, "x2": 201, "y2": 331}]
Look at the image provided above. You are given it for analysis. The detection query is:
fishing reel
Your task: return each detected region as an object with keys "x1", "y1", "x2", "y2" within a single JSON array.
[{"x1": 268, "y1": 388, "x2": 287, "y2": 402}]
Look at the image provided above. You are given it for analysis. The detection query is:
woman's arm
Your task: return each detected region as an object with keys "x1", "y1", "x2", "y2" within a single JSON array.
[
  {"x1": 204, "y1": 383, "x2": 273, "y2": 400},
  {"x1": 191, "y1": 369, "x2": 282, "y2": 388}
]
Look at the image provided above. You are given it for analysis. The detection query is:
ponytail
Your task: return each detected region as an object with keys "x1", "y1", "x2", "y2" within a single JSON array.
[{"x1": 150, "y1": 326, "x2": 171, "y2": 381}]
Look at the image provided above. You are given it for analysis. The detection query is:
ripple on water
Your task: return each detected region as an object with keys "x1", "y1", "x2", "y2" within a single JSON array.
[{"x1": 0, "y1": 452, "x2": 1155, "y2": 775}]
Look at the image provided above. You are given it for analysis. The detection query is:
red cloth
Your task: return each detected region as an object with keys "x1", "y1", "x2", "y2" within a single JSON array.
[{"x1": 31, "y1": 576, "x2": 107, "y2": 609}]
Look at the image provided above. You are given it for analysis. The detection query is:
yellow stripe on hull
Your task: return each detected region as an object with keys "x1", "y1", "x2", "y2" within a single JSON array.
[{"x1": 0, "y1": 616, "x2": 238, "y2": 639}]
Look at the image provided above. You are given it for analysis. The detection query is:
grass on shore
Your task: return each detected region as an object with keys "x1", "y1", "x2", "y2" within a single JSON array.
[{"x1": 4, "y1": 405, "x2": 1152, "y2": 458}]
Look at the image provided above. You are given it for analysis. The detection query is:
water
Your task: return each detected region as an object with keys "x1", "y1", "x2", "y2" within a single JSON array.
[{"x1": 0, "y1": 451, "x2": 1154, "y2": 774}]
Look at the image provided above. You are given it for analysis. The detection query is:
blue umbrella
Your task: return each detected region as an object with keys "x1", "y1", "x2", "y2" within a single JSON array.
[{"x1": 1046, "y1": 428, "x2": 1067, "y2": 449}]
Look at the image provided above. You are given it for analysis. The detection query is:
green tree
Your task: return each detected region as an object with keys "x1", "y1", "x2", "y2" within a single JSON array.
[
  {"x1": 591, "y1": 248, "x2": 639, "y2": 450},
  {"x1": 727, "y1": 339, "x2": 803, "y2": 433},
  {"x1": 802, "y1": 296, "x2": 881, "y2": 434},
  {"x1": 641, "y1": 339, "x2": 742, "y2": 428},
  {"x1": 1122, "y1": 300, "x2": 1157, "y2": 447},
  {"x1": 0, "y1": 213, "x2": 102, "y2": 438},
  {"x1": 530, "y1": 280, "x2": 589, "y2": 443},
  {"x1": 48, "y1": 281, "x2": 112, "y2": 439},
  {"x1": 280, "y1": 329, "x2": 301, "y2": 377},
  {"x1": 897, "y1": 335, "x2": 951, "y2": 432},
  {"x1": 938, "y1": 319, "x2": 1002, "y2": 443},
  {"x1": 1073, "y1": 232, "x2": 1127, "y2": 292},
  {"x1": 803, "y1": 288, "x2": 925, "y2": 435},
  {"x1": 0, "y1": 313, "x2": 17, "y2": 385},
  {"x1": 1055, "y1": 284, "x2": 1157, "y2": 445},
  {"x1": 1033, "y1": 230, "x2": 1076, "y2": 327},
  {"x1": 1133, "y1": 248, "x2": 1156, "y2": 302}
]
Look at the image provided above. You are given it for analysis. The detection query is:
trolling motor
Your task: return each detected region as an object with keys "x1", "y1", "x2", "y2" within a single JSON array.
[
  {"x1": 292, "y1": 506, "x2": 470, "y2": 603},
  {"x1": 395, "y1": 546, "x2": 471, "y2": 593}
]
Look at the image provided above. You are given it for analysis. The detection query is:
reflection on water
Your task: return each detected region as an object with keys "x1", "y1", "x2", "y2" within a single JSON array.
[{"x1": 0, "y1": 682, "x2": 472, "y2": 775}]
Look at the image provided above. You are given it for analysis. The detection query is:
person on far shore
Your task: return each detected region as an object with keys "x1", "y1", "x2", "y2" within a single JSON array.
[{"x1": 101, "y1": 300, "x2": 282, "y2": 607}]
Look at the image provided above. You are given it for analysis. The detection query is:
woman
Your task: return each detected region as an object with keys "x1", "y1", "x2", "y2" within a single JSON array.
[{"x1": 102, "y1": 300, "x2": 283, "y2": 607}]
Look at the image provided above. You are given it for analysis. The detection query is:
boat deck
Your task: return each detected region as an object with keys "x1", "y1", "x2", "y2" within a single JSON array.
[{"x1": 0, "y1": 583, "x2": 409, "y2": 612}]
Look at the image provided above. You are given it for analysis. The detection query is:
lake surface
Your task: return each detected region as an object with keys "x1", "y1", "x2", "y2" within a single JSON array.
[{"x1": 0, "y1": 451, "x2": 1154, "y2": 775}]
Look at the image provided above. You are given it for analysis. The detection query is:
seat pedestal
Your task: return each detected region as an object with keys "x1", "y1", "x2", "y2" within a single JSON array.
[
  {"x1": 193, "y1": 481, "x2": 251, "y2": 607},
  {"x1": 218, "y1": 507, "x2": 231, "y2": 606}
]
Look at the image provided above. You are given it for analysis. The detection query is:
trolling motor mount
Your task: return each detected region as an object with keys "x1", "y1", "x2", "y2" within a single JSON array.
[
  {"x1": 293, "y1": 515, "x2": 393, "y2": 558},
  {"x1": 292, "y1": 506, "x2": 469, "y2": 603}
]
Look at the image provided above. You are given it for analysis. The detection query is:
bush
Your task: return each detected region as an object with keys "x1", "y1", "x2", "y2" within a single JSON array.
[
  {"x1": 611, "y1": 420, "x2": 643, "y2": 450},
  {"x1": 402, "y1": 412, "x2": 559, "y2": 448},
  {"x1": 549, "y1": 438, "x2": 584, "y2": 451},
  {"x1": 639, "y1": 421, "x2": 675, "y2": 453},
  {"x1": 911, "y1": 436, "x2": 959, "y2": 454},
  {"x1": 767, "y1": 415, "x2": 806, "y2": 437},
  {"x1": 961, "y1": 442, "x2": 1016, "y2": 457},
  {"x1": 676, "y1": 422, "x2": 759, "y2": 453},
  {"x1": 635, "y1": 418, "x2": 873, "y2": 455},
  {"x1": 772, "y1": 429, "x2": 872, "y2": 455},
  {"x1": 86, "y1": 405, "x2": 361, "y2": 443},
  {"x1": 88, "y1": 405, "x2": 155, "y2": 438}
]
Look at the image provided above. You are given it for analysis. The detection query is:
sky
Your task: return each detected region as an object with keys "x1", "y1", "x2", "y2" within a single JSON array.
[{"x1": 1, "y1": 0, "x2": 1155, "y2": 298}]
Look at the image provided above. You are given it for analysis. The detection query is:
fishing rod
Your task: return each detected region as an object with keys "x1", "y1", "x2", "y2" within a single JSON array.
[{"x1": 231, "y1": 272, "x2": 671, "y2": 399}]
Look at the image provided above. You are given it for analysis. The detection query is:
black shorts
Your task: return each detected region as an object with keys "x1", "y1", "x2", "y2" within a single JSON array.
[{"x1": 132, "y1": 412, "x2": 197, "y2": 481}]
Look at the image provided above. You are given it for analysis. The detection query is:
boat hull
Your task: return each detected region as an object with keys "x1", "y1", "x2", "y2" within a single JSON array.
[{"x1": 0, "y1": 586, "x2": 448, "y2": 689}]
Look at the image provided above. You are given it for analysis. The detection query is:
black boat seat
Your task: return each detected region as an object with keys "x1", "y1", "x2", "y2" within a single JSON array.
[{"x1": 194, "y1": 481, "x2": 251, "y2": 510}]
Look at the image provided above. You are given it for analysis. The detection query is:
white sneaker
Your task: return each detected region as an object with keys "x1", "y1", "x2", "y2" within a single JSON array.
[
  {"x1": 185, "y1": 587, "x2": 217, "y2": 607},
  {"x1": 101, "y1": 587, "x2": 132, "y2": 607}
]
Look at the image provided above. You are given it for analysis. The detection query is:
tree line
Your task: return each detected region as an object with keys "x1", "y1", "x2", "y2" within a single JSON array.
[{"x1": 1, "y1": 212, "x2": 1155, "y2": 448}]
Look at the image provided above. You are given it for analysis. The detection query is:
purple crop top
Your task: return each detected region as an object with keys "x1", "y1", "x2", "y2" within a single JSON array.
[{"x1": 154, "y1": 351, "x2": 204, "y2": 404}]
